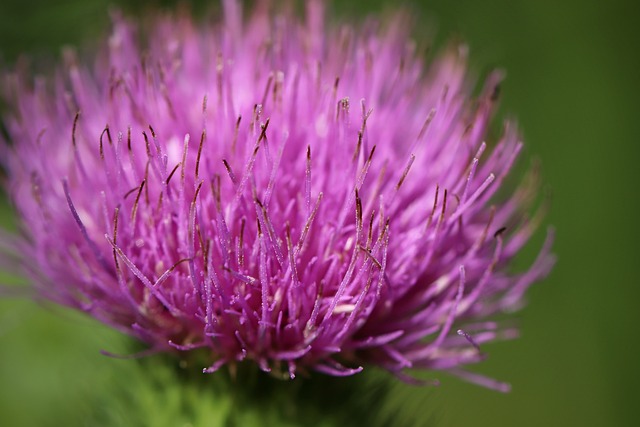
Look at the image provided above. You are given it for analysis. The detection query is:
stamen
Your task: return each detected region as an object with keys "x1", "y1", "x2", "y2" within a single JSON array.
[
  {"x1": 295, "y1": 192, "x2": 323, "y2": 254},
  {"x1": 396, "y1": 154, "x2": 416, "y2": 190},
  {"x1": 154, "y1": 258, "x2": 191, "y2": 288},
  {"x1": 131, "y1": 179, "x2": 146, "y2": 223},
  {"x1": 261, "y1": 74, "x2": 273, "y2": 107},
  {"x1": 127, "y1": 126, "x2": 132, "y2": 152},
  {"x1": 232, "y1": 115, "x2": 241, "y2": 154},
  {"x1": 71, "y1": 111, "x2": 80, "y2": 148},
  {"x1": 352, "y1": 131, "x2": 363, "y2": 163},
  {"x1": 210, "y1": 175, "x2": 222, "y2": 211},
  {"x1": 417, "y1": 108, "x2": 436, "y2": 140},
  {"x1": 99, "y1": 125, "x2": 112, "y2": 160},
  {"x1": 222, "y1": 159, "x2": 237, "y2": 184},
  {"x1": 426, "y1": 184, "x2": 440, "y2": 230},
  {"x1": 165, "y1": 163, "x2": 180, "y2": 187},
  {"x1": 180, "y1": 134, "x2": 190, "y2": 184},
  {"x1": 237, "y1": 217, "x2": 245, "y2": 268},
  {"x1": 106, "y1": 235, "x2": 178, "y2": 316},
  {"x1": 366, "y1": 210, "x2": 375, "y2": 250},
  {"x1": 355, "y1": 189, "x2": 363, "y2": 230},
  {"x1": 196, "y1": 129, "x2": 206, "y2": 179},
  {"x1": 257, "y1": 118, "x2": 270, "y2": 145},
  {"x1": 457, "y1": 329, "x2": 481, "y2": 352},
  {"x1": 305, "y1": 145, "x2": 312, "y2": 215}
]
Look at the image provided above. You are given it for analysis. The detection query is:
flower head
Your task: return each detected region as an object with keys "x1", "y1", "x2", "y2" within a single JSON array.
[{"x1": 0, "y1": 0, "x2": 553, "y2": 387}]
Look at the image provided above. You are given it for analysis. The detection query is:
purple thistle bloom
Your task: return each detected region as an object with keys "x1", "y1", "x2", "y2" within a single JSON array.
[{"x1": 0, "y1": 1, "x2": 553, "y2": 387}]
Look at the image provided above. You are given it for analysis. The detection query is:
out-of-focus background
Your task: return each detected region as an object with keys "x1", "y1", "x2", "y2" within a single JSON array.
[{"x1": 0, "y1": 0, "x2": 637, "y2": 426}]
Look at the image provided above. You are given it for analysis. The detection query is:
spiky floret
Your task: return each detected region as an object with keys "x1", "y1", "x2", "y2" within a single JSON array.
[{"x1": 0, "y1": 1, "x2": 553, "y2": 387}]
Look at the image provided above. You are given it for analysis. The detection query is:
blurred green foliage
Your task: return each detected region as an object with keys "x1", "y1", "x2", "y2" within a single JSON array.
[{"x1": 1, "y1": 0, "x2": 638, "y2": 426}]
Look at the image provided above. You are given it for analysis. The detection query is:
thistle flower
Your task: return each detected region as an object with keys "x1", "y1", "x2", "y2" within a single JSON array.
[{"x1": 0, "y1": 1, "x2": 554, "y2": 388}]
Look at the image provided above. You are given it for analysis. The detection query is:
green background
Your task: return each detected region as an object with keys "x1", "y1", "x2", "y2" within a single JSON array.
[{"x1": 0, "y1": 0, "x2": 637, "y2": 426}]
